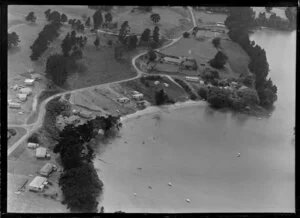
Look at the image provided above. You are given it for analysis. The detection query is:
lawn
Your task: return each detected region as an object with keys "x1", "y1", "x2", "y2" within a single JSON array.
[
  {"x1": 193, "y1": 9, "x2": 227, "y2": 26},
  {"x1": 120, "y1": 76, "x2": 189, "y2": 104},
  {"x1": 110, "y1": 6, "x2": 193, "y2": 38},
  {"x1": 220, "y1": 39, "x2": 251, "y2": 77}
]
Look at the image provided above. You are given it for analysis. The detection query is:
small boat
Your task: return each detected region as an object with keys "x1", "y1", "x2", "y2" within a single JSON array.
[
  {"x1": 236, "y1": 153, "x2": 241, "y2": 157},
  {"x1": 186, "y1": 198, "x2": 191, "y2": 203},
  {"x1": 168, "y1": 182, "x2": 172, "y2": 187}
]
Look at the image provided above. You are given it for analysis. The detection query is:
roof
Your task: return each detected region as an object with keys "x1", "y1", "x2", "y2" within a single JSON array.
[
  {"x1": 18, "y1": 93, "x2": 27, "y2": 99},
  {"x1": 20, "y1": 87, "x2": 32, "y2": 94},
  {"x1": 36, "y1": 147, "x2": 47, "y2": 157},
  {"x1": 40, "y1": 163, "x2": 55, "y2": 175},
  {"x1": 163, "y1": 57, "x2": 182, "y2": 63},
  {"x1": 133, "y1": 93, "x2": 144, "y2": 97},
  {"x1": 29, "y1": 176, "x2": 47, "y2": 188},
  {"x1": 25, "y1": 79, "x2": 35, "y2": 83}
]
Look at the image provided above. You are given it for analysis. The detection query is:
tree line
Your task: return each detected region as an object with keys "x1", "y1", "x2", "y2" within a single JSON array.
[{"x1": 225, "y1": 7, "x2": 277, "y2": 108}]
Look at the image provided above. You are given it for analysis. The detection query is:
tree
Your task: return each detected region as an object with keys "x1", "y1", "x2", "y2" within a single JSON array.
[
  {"x1": 140, "y1": 28, "x2": 151, "y2": 42},
  {"x1": 209, "y1": 51, "x2": 228, "y2": 69},
  {"x1": 94, "y1": 36, "x2": 100, "y2": 49},
  {"x1": 207, "y1": 87, "x2": 231, "y2": 108},
  {"x1": 127, "y1": 35, "x2": 138, "y2": 50},
  {"x1": 198, "y1": 87, "x2": 208, "y2": 100},
  {"x1": 212, "y1": 37, "x2": 221, "y2": 48},
  {"x1": 242, "y1": 74, "x2": 255, "y2": 87},
  {"x1": 152, "y1": 26, "x2": 160, "y2": 44},
  {"x1": 8, "y1": 32, "x2": 20, "y2": 49},
  {"x1": 104, "y1": 12, "x2": 113, "y2": 24},
  {"x1": 155, "y1": 89, "x2": 171, "y2": 105},
  {"x1": 61, "y1": 13, "x2": 68, "y2": 23},
  {"x1": 45, "y1": 54, "x2": 68, "y2": 86},
  {"x1": 150, "y1": 13, "x2": 161, "y2": 24},
  {"x1": 25, "y1": 12, "x2": 36, "y2": 23},
  {"x1": 44, "y1": 9, "x2": 51, "y2": 20},
  {"x1": 61, "y1": 33, "x2": 72, "y2": 56},
  {"x1": 183, "y1": 32, "x2": 190, "y2": 38},
  {"x1": 147, "y1": 50, "x2": 157, "y2": 62},
  {"x1": 48, "y1": 11, "x2": 61, "y2": 25},
  {"x1": 118, "y1": 21, "x2": 130, "y2": 44},
  {"x1": 265, "y1": 7, "x2": 272, "y2": 13},
  {"x1": 85, "y1": 17, "x2": 91, "y2": 27},
  {"x1": 137, "y1": 6, "x2": 152, "y2": 12},
  {"x1": 237, "y1": 88, "x2": 260, "y2": 105},
  {"x1": 93, "y1": 10, "x2": 103, "y2": 29}
]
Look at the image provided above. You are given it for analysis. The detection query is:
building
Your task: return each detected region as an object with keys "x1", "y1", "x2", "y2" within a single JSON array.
[
  {"x1": 28, "y1": 176, "x2": 47, "y2": 192},
  {"x1": 8, "y1": 102, "x2": 21, "y2": 109},
  {"x1": 199, "y1": 80, "x2": 205, "y2": 85},
  {"x1": 18, "y1": 93, "x2": 27, "y2": 102},
  {"x1": 25, "y1": 79, "x2": 35, "y2": 86},
  {"x1": 163, "y1": 56, "x2": 182, "y2": 64},
  {"x1": 39, "y1": 163, "x2": 57, "y2": 177},
  {"x1": 154, "y1": 81, "x2": 160, "y2": 85},
  {"x1": 117, "y1": 97, "x2": 130, "y2": 104},
  {"x1": 132, "y1": 93, "x2": 144, "y2": 101},
  {"x1": 27, "y1": 143, "x2": 39, "y2": 149},
  {"x1": 36, "y1": 147, "x2": 48, "y2": 159},
  {"x1": 19, "y1": 87, "x2": 32, "y2": 95},
  {"x1": 186, "y1": 76, "x2": 199, "y2": 82}
]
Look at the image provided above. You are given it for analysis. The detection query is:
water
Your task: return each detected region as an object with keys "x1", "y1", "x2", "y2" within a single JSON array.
[{"x1": 96, "y1": 30, "x2": 295, "y2": 212}]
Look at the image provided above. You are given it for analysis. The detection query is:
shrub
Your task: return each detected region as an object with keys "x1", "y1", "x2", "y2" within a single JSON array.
[
  {"x1": 183, "y1": 32, "x2": 190, "y2": 38},
  {"x1": 198, "y1": 87, "x2": 208, "y2": 100},
  {"x1": 8, "y1": 128, "x2": 17, "y2": 136},
  {"x1": 28, "y1": 132, "x2": 39, "y2": 143}
]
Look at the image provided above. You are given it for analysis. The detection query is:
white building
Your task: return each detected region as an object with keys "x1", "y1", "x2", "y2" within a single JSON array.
[
  {"x1": 117, "y1": 97, "x2": 130, "y2": 104},
  {"x1": 36, "y1": 147, "x2": 48, "y2": 159},
  {"x1": 163, "y1": 56, "x2": 182, "y2": 64},
  {"x1": 154, "y1": 81, "x2": 160, "y2": 85},
  {"x1": 8, "y1": 102, "x2": 21, "y2": 109},
  {"x1": 27, "y1": 143, "x2": 39, "y2": 149},
  {"x1": 28, "y1": 176, "x2": 47, "y2": 192},
  {"x1": 19, "y1": 87, "x2": 32, "y2": 95},
  {"x1": 79, "y1": 110, "x2": 93, "y2": 119},
  {"x1": 132, "y1": 93, "x2": 144, "y2": 101},
  {"x1": 185, "y1": 76, "x2": 199, "y2": 82},
  {"x1": 199, "y1": 80, "x2": 205, "y2": 85},
  {"x1": 18, "y1": 93, "x2": 27, "y2": 102},
  {"x1": 39, "y1": 163, "x2": 57, "y2": 177},
  {"x1": 25, "y1": 79, "x2": 35, "y2": 86}
]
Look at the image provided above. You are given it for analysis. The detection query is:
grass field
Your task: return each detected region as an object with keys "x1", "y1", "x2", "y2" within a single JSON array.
[
  {"x1": 120, "y1": 76, "x2": 189, "y2": 104},
  {"x1": 193, "y1": 9, "x2": 227, "y2": 26},
  {"x1": 110, "y1": 6, "x2": 193, "y2": 38},
  {"x1": 8, "y1": 127, "x2": 27, "y2": 148},
  {"x1": 220, "y1": 39, "x2": 251, "y2": 77}
]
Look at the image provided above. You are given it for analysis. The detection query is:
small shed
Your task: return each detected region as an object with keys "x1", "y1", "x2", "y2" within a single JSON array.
[
  {"x1": 39, "y1": 163, "x2": 57, "y2": 177},
  {"x1": 117, "y1": 97, "x2": 130, "y2": 104},
  {"x1": 27, "y1": 143, "x2": 39, "y2": 149},
  {"x1": 164, "y1": 83, "x2": 169, "y2": 87},
  {"x1": 8, "y1": 102, "x2": 21, "y2": 109},
  {"x1": 154, "y1": 81, "x2": 160, "y2": 85},
  {"x1": 18, "y1": 93, "x2": 27, "y2": 102},
  {"x1": 132, "y1": 93, "x2": 144, "y2": 101},
  {"x1": 36, "y1": 147, "x2": 47, "y2": 159},
  {"x1": 19, "y1": 87, "x2": 32, "y2": 95},
  {"x1": 25, "y1": 79, "x2": 34, "y2": 86},
  {"x1": 28, "y1": 176, "x2": 47, "y2": 192},
  {"x1": 199, "y1": 80, "x2": 204, "y2": 85}
]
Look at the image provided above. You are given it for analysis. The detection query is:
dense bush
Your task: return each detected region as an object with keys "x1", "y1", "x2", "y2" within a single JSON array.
[
  {"x1": 8, "y1": 128, "x2": 17, "y2": 136},
  {"x1": 212, "y1": 37, "x2": 221, "y2": 48},
  {"x1": 207, "y1": 87, "x2": 231, "y2": 108},
  {"x1": 209, "y1": 51, "x2": 228, "y2": 69},
  {"x1": 8, "y1": 32, "x2": 20, "y2": 49},
  {"x1": 237, "y1": 88, "x2": 260, "y2": 105},
  {"x1": 27, "y1": 132, "x2": 39, "y2": 143},
  {"x1": 154, "y1": 89, "x2": 174, "y2": 105},
  {"x1": 183, "y1": 32, "x2": 190, "y2": 38},
  {"x1": 225, "y1": 7, "x2": 277, "y2": 108},
  {"x1": 198, "y1": 87, "x2": 208, "y2": 100}
]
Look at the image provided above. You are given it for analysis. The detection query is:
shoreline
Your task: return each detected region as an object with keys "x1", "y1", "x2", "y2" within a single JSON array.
[{"x1": 120, "y1": 99, "x2": 208, "y2": 123}]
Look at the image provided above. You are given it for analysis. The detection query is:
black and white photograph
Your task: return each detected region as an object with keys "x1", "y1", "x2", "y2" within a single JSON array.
[{"x1": 5, "y1": 4, "x2": 296, "y2": 214}]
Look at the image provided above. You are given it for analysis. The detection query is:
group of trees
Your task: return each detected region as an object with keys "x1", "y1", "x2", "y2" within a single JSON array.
[
  {"x1": 225, "y1": 7, "x2": 277, "y2": 108},
  {"x1": 68, "y1": 19, "x2": 84, "y2": 32},
  {"x1": 30, "y1": 9, "x2": 64, "y2": 60},
  {"x1": 44, "y1": 95, "x2": 121, "y2": 212},
  {"x1": 8, "y1": 32, "x2": 20, "y2": 50},
  {"x1": 25, "y1": 11, "x2": 37, "y2": 23},
  {"x1": 255, "y1": 11, "x2": 291, "y2": 30},
  {"x1": 45, "y1": 31, "x2": 87, "y2": 86},
  {"x1": 92, "y1": 9, "x2": 114, "y2": 30}
]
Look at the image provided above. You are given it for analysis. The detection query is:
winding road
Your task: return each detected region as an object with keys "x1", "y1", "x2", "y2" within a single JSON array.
[{"x1": 8, "y1": 7, "x2": 197, "y2": 156}]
